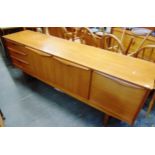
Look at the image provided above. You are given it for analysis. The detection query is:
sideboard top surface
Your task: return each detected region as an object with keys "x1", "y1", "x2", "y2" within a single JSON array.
[{"x1": 3, "y1": 30, "x2": 155, "y2": 89}]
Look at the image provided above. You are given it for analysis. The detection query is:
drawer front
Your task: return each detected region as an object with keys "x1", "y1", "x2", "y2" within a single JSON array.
[
  {"x1": 5, "y1": 40, "x2": 28, "y2": 55},
  {"x1": 7, "y1": 47, "x2": 28, "y2": 61},
  {"x1": 53, "y1": 57, "x2": 91, "y2": 99},
  {"x1": 89, "y1": 71, "x2": 149, "y2": 124},
  {"x1": 11, "y1": 56, "x2": 32, "y2": 73}
]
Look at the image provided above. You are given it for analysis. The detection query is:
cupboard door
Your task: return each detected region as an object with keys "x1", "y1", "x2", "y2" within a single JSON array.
[
  {"x1": 25, "y1": 47, "x2": 55, "y2": 84},
  {"x1": 89, "y1": 71, "x2": 149, "y2": 124},
  {"x1": 53, "y1": 57, "x2": 91, "y2": 99}
]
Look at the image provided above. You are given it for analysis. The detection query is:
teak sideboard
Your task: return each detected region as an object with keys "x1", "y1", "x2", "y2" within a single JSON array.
[{"x1": 3, "y1": 30, "x2": 155, "y2": 125}]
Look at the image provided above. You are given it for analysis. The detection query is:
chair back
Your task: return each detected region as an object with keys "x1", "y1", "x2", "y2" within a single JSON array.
[
  {"x1": 79, "y1": 27, "x2": 99, "y2": 47},
  {"x1": 131, "y1": 45, "x2": 155, "y2": 63},
  {"x1": 47, "y1": 27, "x2": 69, "y2": 39},
  {"x1": 101, "y1": 34, "x2": 126, "y2": 54}
]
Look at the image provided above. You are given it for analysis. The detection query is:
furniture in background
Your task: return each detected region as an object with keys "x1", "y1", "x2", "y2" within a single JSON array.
[
  {"x1": 3, "y1": 30, "x2": 155, "y2": 125},
  {"x1": 143, "y1": 27, "x2": 155, "y2": 31},
  {"x1": 78, "y1": 27, "x2": 101, "y2": 47},
  {"x1": 23, "y1": 27, "x2": 43, "y2": 32},
  {"x1": 100, "y1": 34, "x2": 126, "y2": 54},
  {"x1": 46, "y1": 27, "x2": 75, "y2": 41},
  {"x1": 111, "y1": 27, "x2": 155, "y2": 55},
  {"x1": 0, "y1": 27, "x2": 23, "y2": 36},
  {"x1": 129, "y1": 45, "x2": 155, "y2": 63},
  {"x1": 92, "y1": 27, "x2": 133, "y2": 54}
]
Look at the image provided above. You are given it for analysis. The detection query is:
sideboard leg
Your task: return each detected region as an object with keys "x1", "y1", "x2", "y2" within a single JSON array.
[
  {"x1": 103, "y1": 114, "x2": 110, "y2": 126},
  {"x1": 0, "y1": 109, "x2": 4, "y2": 127},
  {"x1": 0, "y1": 109, "x2": 5, "y2": 120},
  {"x1": 146, "y1": 92, "x2": 155, "y2": 117}
]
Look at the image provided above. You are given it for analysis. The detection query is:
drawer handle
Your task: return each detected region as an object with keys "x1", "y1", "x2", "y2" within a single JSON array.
[
  {"x1": 8, "y1": 47, "x2": 28, "y2": 56},
  {"x1": 10, "y1": 56, "x2": 29, "y2": 65},
  {"x1": 53, "y1": 56, "x2": 90, "y2": 71},
  {"x1": 25, "y1": 47, "x2": 52, "y2": 57},
  {"x1": 95, "y1": 71, "x2": 144, "y2": 89}
]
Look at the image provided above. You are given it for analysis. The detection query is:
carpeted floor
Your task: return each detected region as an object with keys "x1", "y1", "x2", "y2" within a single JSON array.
[{"x1": 0, "y1": 46, "x2": 155, "y2": 127}]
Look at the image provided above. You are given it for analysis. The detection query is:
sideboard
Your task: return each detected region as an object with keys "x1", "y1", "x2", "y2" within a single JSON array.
[{"x1": 3, "y1": 30, "x2": 155, "y2": 125}]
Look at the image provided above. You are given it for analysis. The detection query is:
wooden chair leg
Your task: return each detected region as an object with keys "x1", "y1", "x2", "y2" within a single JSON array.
[
  {"x1": 103, "y1": 114, "x2": 110, "y2": 126},
  {"x1": 146, "y1": 92, "x2": 155, "y2": 116}
]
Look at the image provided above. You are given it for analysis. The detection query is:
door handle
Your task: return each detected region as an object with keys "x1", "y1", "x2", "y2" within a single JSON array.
[
  {"x1": 7, "y1": 47, "x2": 28, "y2": 56},
  {"x1": 53, "y1": 56, "x2": 90, "y2": 71},
  {"x1": 95, "y1": 71, "x2": 145, "y2": 89},
  {"x1": 25, "y1": 46, "x2": 52, "y2": 57}
]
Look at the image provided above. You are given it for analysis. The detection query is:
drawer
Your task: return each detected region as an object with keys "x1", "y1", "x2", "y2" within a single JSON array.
[
  {"x1": 53, "y1": 57, "x2": 91, "y2": 99},
  {"x1": 11, "y1": 55, "x2": 32, "y2": 73},
  {"x1": 7, "y1": 47, "x2": 28, "y2": 61},
  {"x1": 89, "y1": 71, "x2": 149, "y2": 124},
  {"x1": 5, "y1": 40, "x2": 28, "y2": 55}
]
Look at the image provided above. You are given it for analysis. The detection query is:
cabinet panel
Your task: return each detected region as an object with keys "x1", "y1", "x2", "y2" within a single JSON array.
[
  {"x1": 53, "y1": 57, "x2": 91, "y2": 99},
  {"x1": 24, "y1": 47, "x2": 55, "y2": 84},
  {"x1": 89, "y1": 71, "x2": 149, "y2": 124}
]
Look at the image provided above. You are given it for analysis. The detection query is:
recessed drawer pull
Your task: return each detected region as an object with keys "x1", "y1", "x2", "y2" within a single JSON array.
[
  {"x1": 25, "y1": 47, "x2": 52, "y2": 57},
  {"x1": 7, "y1": 47, "x2": 27, "y2": 56},
  {"x1": 95, "y1": 71, "x2": 144, "y2": 89},
  {"x1": 53, "y1": 56, "x2": 90, "y2": 71},
  {"x1": 10, "y1": 56, "x2": 29, "y2": 65}
]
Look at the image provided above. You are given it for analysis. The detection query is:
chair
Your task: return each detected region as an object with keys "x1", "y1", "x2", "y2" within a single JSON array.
[
  {"x1": 47, "y1": 27, "x2": 75, "y2": 41},
  {"x1": 100, "y1": 34, "x2": 126, "y2": 54},
  {"x1": 111, "y1": 27, "x2": 152, "y2": 55},
  {"x1": 78, "y1": 27, "x2": 101, "y2": 47},
  {"x1": 23, "y1": 27, "x2": 39, "y2": 31},
  {"x1": 128, "y1": 45, "x2": 155, "y2": 63}
]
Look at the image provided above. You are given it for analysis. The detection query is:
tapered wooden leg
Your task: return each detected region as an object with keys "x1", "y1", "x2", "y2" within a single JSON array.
[
  {"x1": 103, "y1": 114, "x2": 110, "y2": 126},
  {"x1": 146, "y1": 92, "x2": 155, "y2": 116},
  {"x1": 0, "y1": 109, "x2": 5, "y2": 120},
  {"x1": 0, "y1": 110, "x2": 4, "y2": 127},
  {"x1": 0, "y1": 116, "x2": 4, "y2": 127}
]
